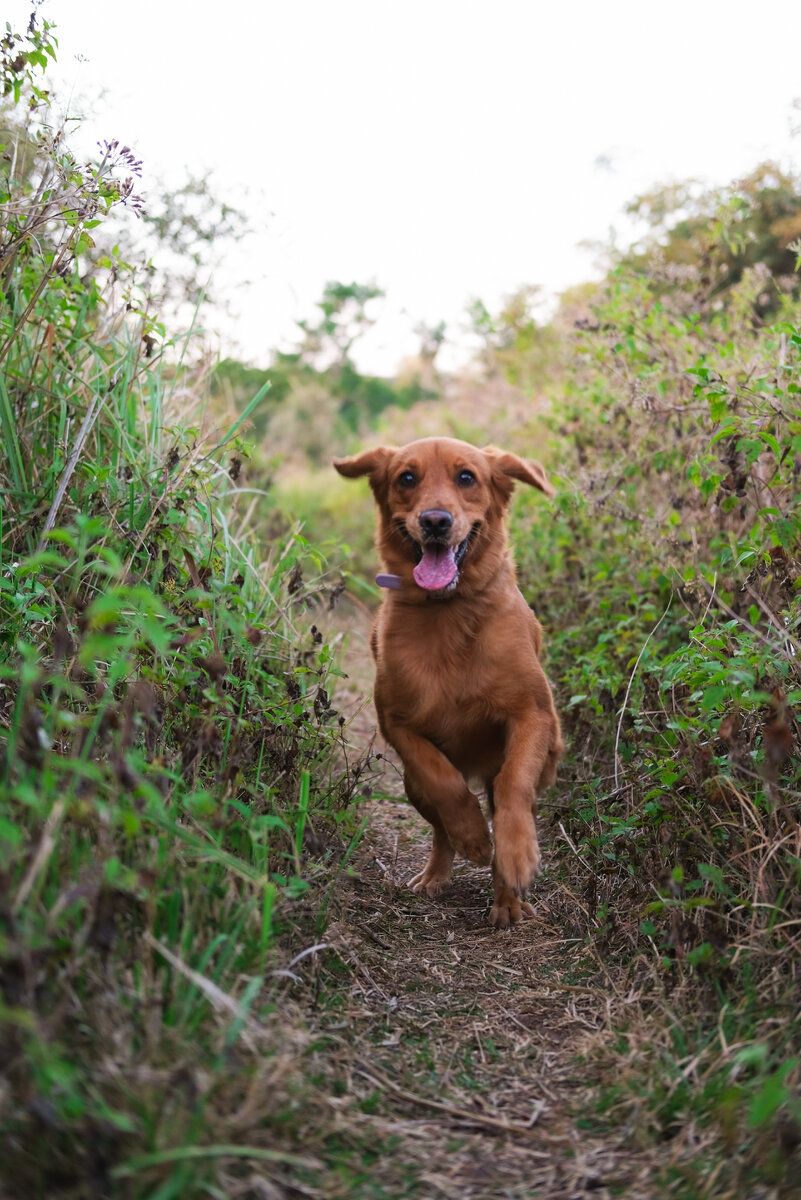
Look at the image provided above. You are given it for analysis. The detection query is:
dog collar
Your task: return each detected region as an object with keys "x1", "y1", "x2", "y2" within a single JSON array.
[{"x1": 376, "y1": 574, "x2": 403, "y2": 590}]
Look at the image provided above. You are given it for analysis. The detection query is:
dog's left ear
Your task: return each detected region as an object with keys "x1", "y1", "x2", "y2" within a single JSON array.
[{"x1": 483, "y1": 447, "x2": 555, "y2": 500}]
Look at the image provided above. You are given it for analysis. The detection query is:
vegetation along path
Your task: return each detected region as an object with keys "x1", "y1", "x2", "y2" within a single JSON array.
[{"x1": 3, "y1": 18, "x2": 800, "y2": 1194}]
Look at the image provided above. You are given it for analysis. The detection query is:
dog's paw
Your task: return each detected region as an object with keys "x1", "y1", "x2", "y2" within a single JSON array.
[
  {"x1": 408, "y1": 837, "x2": 454, "y2": 898},
  {"x1": 493, "y1": 811, "x2": 540, "y2": 892},
  {"x1": 489, "y1": 896, "x2": 535, "y2": 929},
  {"x1": 408, "y1": 866, "x2": 449, "y2": 898},
  {"x1": 445, "y1": 799, "x2": 492, "y2": 866},
  {"x1": 451, "y1": 821, "x2": 493, "y2": 867}
]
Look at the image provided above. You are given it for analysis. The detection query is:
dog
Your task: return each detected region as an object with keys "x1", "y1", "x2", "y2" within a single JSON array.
[{"x1": 334, "y1": 437, "x2": 563, "y2": 927}]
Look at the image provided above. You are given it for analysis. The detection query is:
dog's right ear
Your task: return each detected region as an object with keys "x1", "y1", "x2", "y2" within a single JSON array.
[{"x1": 333, "y1": 447, "x2": 395, "y2": 499}]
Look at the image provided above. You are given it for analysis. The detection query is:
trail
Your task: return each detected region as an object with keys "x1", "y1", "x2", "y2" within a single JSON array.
[{"x1": 319, "y1": 604, "x2": 658, "y2": 1200}]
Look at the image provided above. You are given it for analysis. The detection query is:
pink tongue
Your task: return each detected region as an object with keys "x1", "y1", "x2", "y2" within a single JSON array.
[{"x1": 413, "y1": 546, "x2": 458, "y2": 591}]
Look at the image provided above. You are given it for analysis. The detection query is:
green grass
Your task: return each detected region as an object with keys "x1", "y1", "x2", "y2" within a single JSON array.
[
  {"x1": 0, "y1": 73, "x2": 360, "y2": 1186},
  {"x1": 0, "y1": 378, "x2": 360, "y2": 1193}
]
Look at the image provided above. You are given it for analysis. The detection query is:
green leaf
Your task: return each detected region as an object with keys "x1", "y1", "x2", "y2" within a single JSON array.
[
  {"x1": 707, "y1": 392, "x2": 728, "y2": 422},
  {"x1": 0, "y1": 817, "x2": 22, "y2": 847},
  {"x1": 748, "y1": 1061, "x2": 797, "y2": 1128}
]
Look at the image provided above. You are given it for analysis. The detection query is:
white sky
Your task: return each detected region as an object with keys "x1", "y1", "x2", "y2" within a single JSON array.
[{"x1": 8, "y1": 0, "x2": 801, "y2": 373}]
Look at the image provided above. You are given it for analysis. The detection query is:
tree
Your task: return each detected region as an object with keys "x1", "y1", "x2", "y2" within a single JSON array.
[
  {"x1": 295, "y1": 280, "x2": 384, "y2": 369},
  {"x1": 466, "y1": 286, "x2": 559, "y2": 392},
  {"x1": 414, "y1": 319, "x2": 446, "y2": 368},
  {"x1": 619, "y1": 163, "x2": 801, "y2": 314}
]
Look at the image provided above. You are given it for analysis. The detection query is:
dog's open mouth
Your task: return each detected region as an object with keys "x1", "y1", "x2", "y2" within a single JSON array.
[{"x1": 412, "y1": 527, "x2": 477, "y2": 592}]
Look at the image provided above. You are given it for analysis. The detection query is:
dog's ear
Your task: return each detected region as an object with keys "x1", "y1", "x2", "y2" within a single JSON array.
[
  {"x1": 333, "y1": 446, "x2": 396, "y2": 500},
  {"x1": 483, "y1": 447, "x2": 555, "y2": 501}
]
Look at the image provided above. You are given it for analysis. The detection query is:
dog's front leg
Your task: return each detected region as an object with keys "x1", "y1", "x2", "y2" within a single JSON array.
[
  {"x1": 490, "y1": 709, "x2": 554, "y2": 927},
  {"x1": 402, "y1": 771, "x2": 456, "y2": 897},
  {"x1": 381, "y1": 719, "x2": 493, "y2": 869}
]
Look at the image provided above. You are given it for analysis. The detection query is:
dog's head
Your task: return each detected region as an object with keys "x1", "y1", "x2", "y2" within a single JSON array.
[{"x1": 333, "y1": 437, "x2": 553, "y2": 597}]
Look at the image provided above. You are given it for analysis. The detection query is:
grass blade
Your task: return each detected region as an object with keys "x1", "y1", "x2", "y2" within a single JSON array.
[
  {"x1": 0, "y1": 373, "x2": 27, "y2": 497},
  {"x1": 111, "y1": 1143, "x2": 322, "y2": 1178}
]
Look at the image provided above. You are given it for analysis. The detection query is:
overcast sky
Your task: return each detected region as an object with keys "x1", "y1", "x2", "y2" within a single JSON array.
[{"x1": 9, "y1": 0, "x2": 801, "y2": 372}]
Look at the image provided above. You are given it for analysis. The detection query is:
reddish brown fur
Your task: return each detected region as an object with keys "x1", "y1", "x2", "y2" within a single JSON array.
[{"x1": 334, "y1": 437, "x2": 564, "y2": 927}]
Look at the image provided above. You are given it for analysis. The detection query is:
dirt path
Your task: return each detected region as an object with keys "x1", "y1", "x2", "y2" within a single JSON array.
[{"x1": 318, "y1": 606, "x2": 657, "y2": 1199}]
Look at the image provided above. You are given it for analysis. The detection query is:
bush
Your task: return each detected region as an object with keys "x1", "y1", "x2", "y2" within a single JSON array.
[
  {"x1": 0, "y1": 20, "x2": 359, "y2": 1195},
  {"x1": 505, "y1": 233, "x2": 801, "y2": 1183}
]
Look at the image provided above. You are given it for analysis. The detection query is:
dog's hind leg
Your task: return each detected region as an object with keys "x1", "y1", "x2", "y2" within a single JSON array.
[{"x1": 537, "y1": 714, "x2": 565, "y2": 792}]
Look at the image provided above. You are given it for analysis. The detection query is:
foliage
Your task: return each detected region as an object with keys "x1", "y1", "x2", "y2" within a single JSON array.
[
  {"x1": 0, "y1": 19, "x2": 362, "y2": 1197},
  {"x1": 501, "y1": 217, "x2": 801, "y2": 1188},
  {"x1": 413, "y1": 317, "x2": 447, "y2": 369},
  {"x1": 619, "y1": 162, "x2": 801, "y2": 314},
  {"x1": 467, "y1": 285, "x2": 563, "y2": 393},
  {"x1": 332, "y1": 360, "x2": 432, "y2": 434},
  {"x1": 1, "y1": 4, "x2": 57, "y2": 105},
  {"x1": 295, "y1": 279, "x2": 384, "y2": 370},
  {"x1": 133, "y1": 170, "x2": 250, "y2": 311},
  {"x1": 0, "y1": 511, "x2": 354, "y2": 1194},
  {"x1": 211, "y1": 357, "x2": 292, "y2": 439}
]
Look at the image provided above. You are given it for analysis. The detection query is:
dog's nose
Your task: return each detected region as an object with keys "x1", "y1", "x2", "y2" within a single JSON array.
[{"x1": 419, "y1": 509, "x2": 454, "y2": 538}]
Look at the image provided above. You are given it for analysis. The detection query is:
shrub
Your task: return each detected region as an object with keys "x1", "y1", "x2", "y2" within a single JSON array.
[{"x1": 0, "y1": 19, "x2": 358, "y2": 1195}]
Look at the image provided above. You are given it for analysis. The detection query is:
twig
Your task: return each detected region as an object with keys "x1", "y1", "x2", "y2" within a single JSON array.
[
  {"x1": 13, "y1": 799, "x2": 64, "y2": 912},
  {"x1": 37, "y1": 386, "x2": 109, "y2": 549},
  {"x1": 353, "y1": 1057, "x2": 553, "y2": 1142},
  {"x1": 144, "y1": 932, "x2": 265, "y2": 1045},
  {"x1": 697, "y1": 571, "x2": 717, "y2": 631},
  {"x1": 697, "y1": 574, "x2": 798, "y2": 659},
  {"x1": 614, "y1": 595, "x2": 673, "y2": 792},
  {"x1": 271, "y1": 942, "x2": 331, "y2": 982},
  {"x1": 112, "y1": 1143, "x2": 321, "y2": 1179}
]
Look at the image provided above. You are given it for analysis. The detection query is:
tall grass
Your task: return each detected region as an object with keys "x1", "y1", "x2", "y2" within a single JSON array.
[{"x1": 0, "y1": 20, "x2": 361, "y2": 1196}]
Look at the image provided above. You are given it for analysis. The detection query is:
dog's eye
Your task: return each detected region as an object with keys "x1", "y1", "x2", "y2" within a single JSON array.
[
  {"x1": 397, "y1": 470, "x2": 416, "y2": 488},
  {"x1": 456, "y1": 470, "x2": 476, "y2": 487}
]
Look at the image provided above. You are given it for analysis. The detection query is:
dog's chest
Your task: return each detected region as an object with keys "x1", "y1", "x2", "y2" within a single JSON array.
[{"x1": 379, "y1": 623, "x2": 500, "y2": 733}]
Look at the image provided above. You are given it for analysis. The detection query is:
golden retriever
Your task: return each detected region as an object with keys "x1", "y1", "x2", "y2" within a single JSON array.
[{"x1": 334, "y1": 437, "x2": 563, "y2": 927}]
